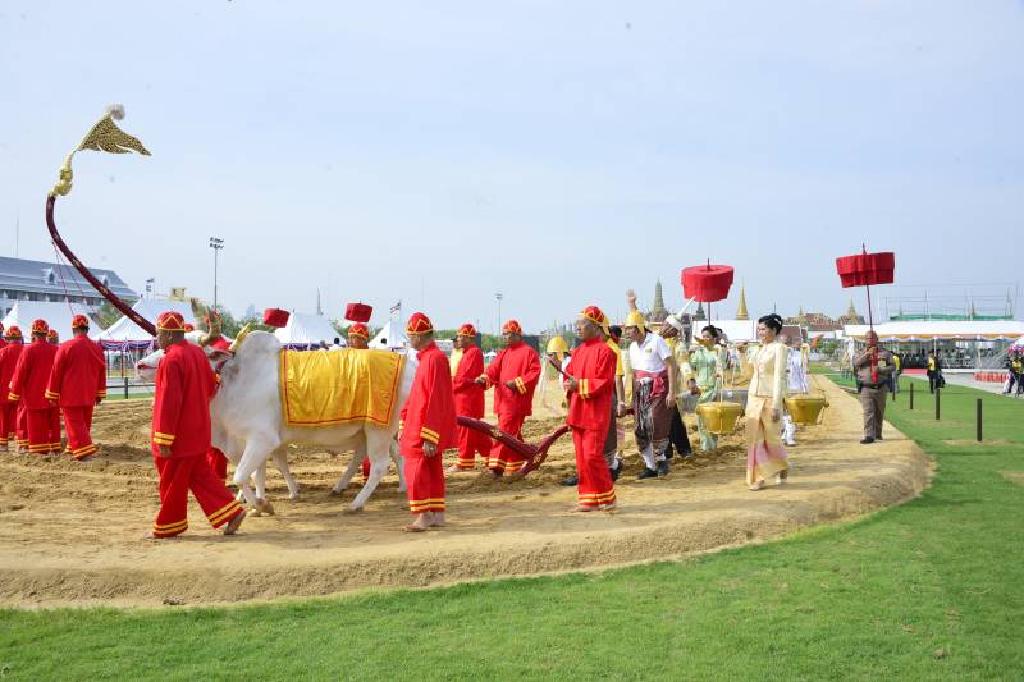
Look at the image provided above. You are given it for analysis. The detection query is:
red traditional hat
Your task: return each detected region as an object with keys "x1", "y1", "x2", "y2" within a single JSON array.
[
  {"x1": 502, "y1": 319, "x2": 523, "y2": 335},
  {"x1": 183, "y1": 323, "x2": 195, "y2": 333},
  {"x1": 5, "y1": 325, "x2": 22, "y2": 340},
  {"x1": 156, "y1": 311, "x2": 187, "y2": 331},
  {"x1": 348, "y1": 323, "x2": 370, "y2": 339},
  {"x1": 47, "y1": 329, "x2": 59, "y2": 340},
  {"x1": 405, "y1": 312, "x2": 434, "y2": 335},
  {"x1": 71, "y1": 314, "x2": 90, "y2": 330},
  {"x1": 457, "y1": 323, "x2": 477, "y2": 337},
  {"x1": 345, "y1": 302, "x2": 373, "y2": 323},
  {"x1": 579, "y1": 305, "x2": 609, "y2": 329},
  {"x1": 31, "y1": 319, "x2": 49, "y2": 335}
]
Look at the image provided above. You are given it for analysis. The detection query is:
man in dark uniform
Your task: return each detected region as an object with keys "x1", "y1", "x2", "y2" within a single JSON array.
[{"x1": 854, "y1": 331, "x2": 894, "y2": 444}]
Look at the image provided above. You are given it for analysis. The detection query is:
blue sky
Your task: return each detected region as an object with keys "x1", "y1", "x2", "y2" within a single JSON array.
[{"x1": 1, "y1": 1, "x2": 1022, "y2": 331}]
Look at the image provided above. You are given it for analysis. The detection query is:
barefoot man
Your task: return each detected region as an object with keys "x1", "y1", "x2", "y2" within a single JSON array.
[
  {"x1": 0, "y1": 326, "x2": 24, "y2": 452},
  {"x1": 45, "y1": 314, "x2": 107, "y2": 461},
  {"x1": 475, "y1": 320, "x2": 541, "y2": 477},
  {"x1": 449, "y1": 323, "x2": 490, "y2": 472},
  {"x1": 9, "y1": 320, "x2": 59, "y2": 455},
  {"x1": 565, "y1": 306, "x2": 618, "y2": 512},
  {"x1": 400, "y1": 312, "x2": 456, "y2": 531},
  {"x1": 148, "y1": 311, "x2": 245, "y2": 539}
]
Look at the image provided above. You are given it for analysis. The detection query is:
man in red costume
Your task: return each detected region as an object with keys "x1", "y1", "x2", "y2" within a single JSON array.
[
  {"x1": 449, "y1": 323, "x2": 489, "y2": 472},
  {"x1": 399, "y1": 312, "x2": 456, "y2": 531},
  {"x1": 9, "y1": 320, "x2": 60, "y2": 455},
  {"x1": 148, "y1": 311, "x2": 245, "y2": 539},
  {"x1": 0, "y1": 326, "x2": 23, "y2": 452},
  {"x1": 565, "y1": 306, "x2": 618, "y2": 512},
  {"x1": 45, "y1": 315, "x2": 106, "y2": 461},
  {"x1": 475, "y1": 320, "x2": 541, "y2": 477},
  {"x1": 346, "y1": 322, "x2": 374, "y2": 480},
  {"x1": 348, "y1": 323, "x2": 370, "y2": 350},
  {"x1": 44, "y1": 328, "x2": 63, "y2": 449}
]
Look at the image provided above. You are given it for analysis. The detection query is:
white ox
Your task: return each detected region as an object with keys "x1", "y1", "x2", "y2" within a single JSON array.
[{"x1": 137, "y1": 331, "x2": 414, "y2": 512}]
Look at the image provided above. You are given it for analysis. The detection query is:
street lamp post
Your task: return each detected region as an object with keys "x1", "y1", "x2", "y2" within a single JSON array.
[
  {"x1": 495, "y1": 292, "x2": 503, "y2": 334},
  {"x1": 209, "y1": 237, "x2": 224, "y2": 312}
]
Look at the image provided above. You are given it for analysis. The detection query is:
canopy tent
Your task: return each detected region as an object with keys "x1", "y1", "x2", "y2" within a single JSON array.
[
  {"x1": 96, "y1": 299, "x2": 195, "y2": 350},
  {"x1": 844, "y1": 320, "x2": 1024, "y2": 342},
  {"x1": 1, "y1": 301, "x2": 101, "y2": 339},
  {"x1": 273, "y1": 311, "x2": 339, "y2": 348},
  {"x1": 370, "y1": 319, "x2": 408, "y2": 351}
]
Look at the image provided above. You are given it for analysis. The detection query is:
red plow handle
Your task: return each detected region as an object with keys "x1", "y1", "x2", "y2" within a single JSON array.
[{"x1": 456, "y1": 416, "x2": 569, "y2": 476}]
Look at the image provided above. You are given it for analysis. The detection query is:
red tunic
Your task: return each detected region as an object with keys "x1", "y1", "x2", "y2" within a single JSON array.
[
  {"x1": 151, "y1": 341, "x2": 216, "y2": 458},
  {"x1": 45, "y1": 335, "x2": 107, "y2": 407},
  {"x1": 399, "y1": 342, "x2": 457, "y2": 454},
  {"x1": 484, "y1": 342, "x2": 541, "y2": 418},
  {"x1": 9, "y1": 339, "x2": 58, "y2": 410},
  {"x1": 565, "y1": 336, "x2": 617, "y2": 509},
  {"x1": 566, "y1": 337, "x2": 617, "y2": 431},
  {"x1": 452, "y1": 345, "x2": 485, "y2": 418},
  {"x1": 0, "y1": 343, "x2": 24, "y2": 406}
]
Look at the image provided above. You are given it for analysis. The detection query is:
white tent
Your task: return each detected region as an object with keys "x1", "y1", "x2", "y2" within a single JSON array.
[
  {"x1": 370, "y1": 319, "x2": 408, "y2": 351},
  {"x1": 844, "y1": 320, "x2": 1024, "y2": 342},
  {"x1": 273, "y1": 312, "x2": 339, "y2": 348},
  {"x1": 2, "y1": 301, "x2": 101, "y2": 339},
  {"x1": 97, "y1": 299, "x2": 196, "y2": 348}
]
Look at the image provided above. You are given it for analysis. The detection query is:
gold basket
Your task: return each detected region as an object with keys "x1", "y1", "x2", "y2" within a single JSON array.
[
  {"x1": 695, "y1": 401, "x2": 745, "y2": 435},
  {"x1": 784, "y1": 393, "x2": 829, "y2": 426}
]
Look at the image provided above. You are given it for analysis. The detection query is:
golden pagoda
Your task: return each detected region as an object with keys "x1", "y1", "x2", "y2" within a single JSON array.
[{"x1": 735, "y1": 284, "x2": 749, "y2": 320}]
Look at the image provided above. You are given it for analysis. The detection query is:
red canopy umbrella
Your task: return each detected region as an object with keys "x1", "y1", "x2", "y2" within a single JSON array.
[
  {"x1": 681, "y1": 263, "x2": 734, "y2": 303},
  {"x1": 835, "y1": 246, "x2": 895, "y2": 328}
]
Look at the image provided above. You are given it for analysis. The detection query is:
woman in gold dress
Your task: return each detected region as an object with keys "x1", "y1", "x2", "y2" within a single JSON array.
[{"x1": 745, "y1": 313, "x2": 789, "y2": 491}]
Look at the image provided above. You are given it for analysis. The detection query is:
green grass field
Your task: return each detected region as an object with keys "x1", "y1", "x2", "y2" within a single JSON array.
[{"x1": 2, "y1": 378, "x2": 1022, "y2": 680}]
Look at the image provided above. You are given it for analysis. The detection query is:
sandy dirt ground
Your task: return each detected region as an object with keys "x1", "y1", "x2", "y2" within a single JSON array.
[{"x1": 0, "y1": 376, "x2": 929, "y2": 607}]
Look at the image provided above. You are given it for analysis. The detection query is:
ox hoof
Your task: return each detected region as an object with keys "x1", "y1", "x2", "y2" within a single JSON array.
[
  {"x1": 289, "y1": 493, "x2": 300, "y2": 502},
  {"x1": 329, "y1": 488, "x2": 344, "y2": 497},
  {"x1": 255, "y1": 499, "x2": 275, "y2": 516},
  {"x1": 342, "y1": 506, "x2": 365, "y2": 515}
]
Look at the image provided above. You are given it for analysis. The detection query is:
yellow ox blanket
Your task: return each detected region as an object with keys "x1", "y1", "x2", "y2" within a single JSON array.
[{"x1": 279, "y1": 349, "x2": 404, "y2": 428}]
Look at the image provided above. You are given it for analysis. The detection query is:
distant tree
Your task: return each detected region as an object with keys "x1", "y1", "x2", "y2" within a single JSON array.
[{"x1": 95, "y1": 301, "x2": 122, "y2": 329}]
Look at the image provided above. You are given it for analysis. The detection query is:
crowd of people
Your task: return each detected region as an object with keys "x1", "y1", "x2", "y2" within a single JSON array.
[
  {"x1": 5, "y1": 301, "x2": 815, "y2": 539},
  {"x1": 0, "y1": 315, "x2": 106, "y2": 460}
]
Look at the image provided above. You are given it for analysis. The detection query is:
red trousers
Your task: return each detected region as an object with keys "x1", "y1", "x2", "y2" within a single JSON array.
[
  {"x1": 206, "y1": 447, "x2": 229, "y2": 481},
  {"x1": 49, "y1": 408, "x2": 61, "y2": 452},
  {"x1": 402, "y1": 452, "x2": 445, "y2": 514},
  {"x1": 152, "y1": 453, "x2": 243, "y2": 538},
  {"x1": 572, "y1": 427, "x2": 616, "y2": 509},
  {"x1": 454, "y1": 423, "x2": 491, "y2": 469},
  {"x1": 16, "y1": 404, "x2": 27, "y2": 450},
  {"x1": 26, "y1": 408, "x2": 60, "y2": 455},
  {"x1": 0, "y1": 402, "x2": 15, "y2": 449},
  {"x1": 488, "y1": 412, "x2": 527, "y2": 474},
  {"x1": 63, "y1": 405, "x2": 95, "y2": 459}
]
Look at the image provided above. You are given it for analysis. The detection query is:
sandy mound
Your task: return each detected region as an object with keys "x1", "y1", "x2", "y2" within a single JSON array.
[{"x1": 0, "y1": 377, "x2": 929, "y2": 607}]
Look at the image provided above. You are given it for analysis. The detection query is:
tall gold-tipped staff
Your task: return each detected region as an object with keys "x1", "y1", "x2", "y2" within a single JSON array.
[{"x1": 46, "y1": 105, "x2": 156, "y2": 335}]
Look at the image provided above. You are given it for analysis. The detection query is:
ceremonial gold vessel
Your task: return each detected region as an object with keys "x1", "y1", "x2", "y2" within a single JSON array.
[
  {"x1": 784, "y1": 393, "x2": 829, "y2": 426},
  {"x1": 695, "y1": 401, "x2": 744, "y2": 435}
]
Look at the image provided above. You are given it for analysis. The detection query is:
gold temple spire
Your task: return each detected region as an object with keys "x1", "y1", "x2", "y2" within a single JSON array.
[{"x1": 735, "y1": 283, "x2": 749, "y2": 320}]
